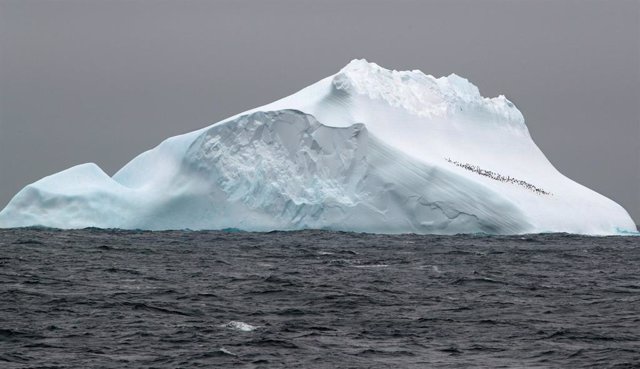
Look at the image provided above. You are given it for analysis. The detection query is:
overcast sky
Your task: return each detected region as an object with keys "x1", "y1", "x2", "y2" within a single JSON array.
[{"x1": 1, "y1": 0, "x2": 638, "y2": 224}]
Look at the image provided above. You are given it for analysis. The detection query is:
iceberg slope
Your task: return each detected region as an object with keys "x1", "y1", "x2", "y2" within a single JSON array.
[
  {"x1": 0, "y1": 59, "x2": 635, "y2": 234},
  {"x1": 0, "y1": 110, "x2": 528, "y2": 233}
]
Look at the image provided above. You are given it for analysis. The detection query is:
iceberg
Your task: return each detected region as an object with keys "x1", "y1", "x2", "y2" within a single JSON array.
[{"x1": 0, "y1": 59, "x2": 636, "y2": 234}]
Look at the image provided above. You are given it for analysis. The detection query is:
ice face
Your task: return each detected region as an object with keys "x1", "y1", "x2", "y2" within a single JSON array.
[
  {"x1": 332, "y1": 59, "x2": 525, "y2": 129},
  {"x1": 184, "y1": 110, "x2": 368, "y2": 210},
  {"x1": 0, "y1": 60, "x2": 636, "y2": 234}
]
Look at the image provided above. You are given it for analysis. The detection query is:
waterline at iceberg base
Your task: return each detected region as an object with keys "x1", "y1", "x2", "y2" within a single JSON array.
[{"x1": 0, "y1": 60, "x2": 635, "y2": 235}]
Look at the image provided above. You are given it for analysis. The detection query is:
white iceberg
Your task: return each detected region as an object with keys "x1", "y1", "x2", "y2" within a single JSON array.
[{"x1": 0, "y1": 59, "x2": 635, "y2": 234}]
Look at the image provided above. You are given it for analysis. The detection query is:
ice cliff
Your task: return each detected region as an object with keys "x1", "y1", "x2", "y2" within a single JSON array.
[{"x1": 0, "y1": 59, "x2": 636, "y2": 234}]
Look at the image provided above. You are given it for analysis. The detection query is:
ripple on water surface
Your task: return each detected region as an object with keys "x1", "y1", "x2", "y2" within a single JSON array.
[{"x1": 0, "y1": 228, "x2": 639, "y2": 368}]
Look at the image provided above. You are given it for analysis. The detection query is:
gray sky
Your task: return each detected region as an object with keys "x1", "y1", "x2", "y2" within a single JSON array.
[{"x1": 1, "y1": 0, "x2": 639, "y2": 224}]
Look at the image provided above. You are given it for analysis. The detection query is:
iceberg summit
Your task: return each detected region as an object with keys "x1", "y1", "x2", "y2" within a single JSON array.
[{"x1": 0, "y1": 60, "x2": 636, "y2": 234}]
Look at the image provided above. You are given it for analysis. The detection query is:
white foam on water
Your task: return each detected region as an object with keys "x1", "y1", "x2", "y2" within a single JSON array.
[{"x1": 221, "y1": 321, "x2": 259, "y2": 332}]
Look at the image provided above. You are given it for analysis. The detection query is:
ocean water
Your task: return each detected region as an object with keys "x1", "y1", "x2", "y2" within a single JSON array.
[{"x1": 0, "y1": 228, "x2": 638, "y2": 368}]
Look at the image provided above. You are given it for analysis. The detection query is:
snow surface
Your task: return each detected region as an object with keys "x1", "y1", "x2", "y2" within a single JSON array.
[{"x1": 0, "y1": 59, "x2": 636, "y2": 234}]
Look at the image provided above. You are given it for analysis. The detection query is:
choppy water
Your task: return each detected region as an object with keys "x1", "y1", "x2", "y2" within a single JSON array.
[{"x1": 0, "y1": 228, "x2": 639, "y2": 368}]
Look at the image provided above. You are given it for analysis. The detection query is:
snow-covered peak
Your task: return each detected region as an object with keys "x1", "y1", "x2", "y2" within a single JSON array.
[{"x1": 332, "y1": 59, "x2": 524, "y2": 127}]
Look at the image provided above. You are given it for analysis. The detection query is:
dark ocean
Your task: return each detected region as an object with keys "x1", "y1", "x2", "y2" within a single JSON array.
[{"x1": 0, "y1": 228, "x2": 639, "y2": 368}]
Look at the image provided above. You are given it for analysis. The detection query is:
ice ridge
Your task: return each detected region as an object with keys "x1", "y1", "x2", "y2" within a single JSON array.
[{"x1": 333, "y1": 59, "x2": 524, "y2": 126}]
